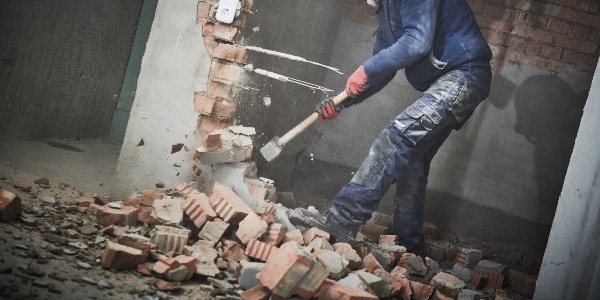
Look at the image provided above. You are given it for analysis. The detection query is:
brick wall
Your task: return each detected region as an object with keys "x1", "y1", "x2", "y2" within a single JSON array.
[{"x1": 469, "y1": 0, "x2": 600, "y2": 77}]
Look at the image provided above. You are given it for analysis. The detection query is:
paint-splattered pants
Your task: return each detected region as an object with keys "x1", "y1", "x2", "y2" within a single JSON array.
[{"x1": 329, "y1": 66, "x2": 492, "y2": 256}]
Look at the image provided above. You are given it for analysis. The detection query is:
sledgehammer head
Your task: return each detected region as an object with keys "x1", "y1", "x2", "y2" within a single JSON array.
[{"x1": 260, "y1": 137, "x2": 282, "y2": 162}]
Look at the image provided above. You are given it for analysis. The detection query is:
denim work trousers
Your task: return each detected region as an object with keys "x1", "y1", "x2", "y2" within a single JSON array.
[{"x1": 329, "y1": 67, "x2": 491, "y2": 257}]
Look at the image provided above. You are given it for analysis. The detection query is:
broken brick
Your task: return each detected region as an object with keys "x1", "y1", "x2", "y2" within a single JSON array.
[
  {"x1": 316, "y1": 249, "x2": 347, "y2": 280},
  {"x1": 117, "y1": 233, "x2": 156, "y2": 254},
  {"x1": 222, "y1": 240, "x2": 247, "y2": 262},
  {"x1": 256, "y1": 242, "x2": 316, "y2": 298},
  {"x1": 213, "y1": 43, "x2": 249, "y2": 64},
  {"x1": 194, "y1": 93, "x2": 216, "y2": 116},
  {"x1": 509, "y1": 269, "x2": 537, "y2": 297},
  {"x1": 360, "y1": 221, "x2": 389, "y2": 242},
  {"x1": 421, "y1": 221, "x2": 439, "y2": 240},
  {"x1": 188, "y1": 240, "x2": 219, "y2": 277},
  {"x1": 478, "y1": 270, "x2": 504, "y2": 289},
  {"x1": 210, "y1": 59, "x2": 244, "y2": 82},
  {"x1": 13, "y1": 182, "x2": 32, "y2": 192},
  {"x1": 362, "y1": 253, "x2": 383, "y2": 273},
  {"x1": 174, "y1": 182, "x2": 194, "y2": 196},
  {"x1": 122, "y1": 196, "x2": 140, "y2": 206},
  {"x1": 213, "y1": 99, "x2": 236, "y2": 120},
  {"x1": 0, "y1": 189, "x2": 22, "y2": 222},
  {"x1": 140, "y1": 188, "x2": 166, "y2": 207},
  {"x1": 181, "y1": 192, "x2": 216, "y2": 228},
  {"x1": 75, "y1": 196, "x2": 96, "y2": 208},
  {"x1": 137, "y1": 206, "x2": 160, "y2": 225},
  {"x1": 307, "y1": 237, "x2": 334, "y2": 251},
  {"x1": 237, "y1": 261, "x2": 266, "y2": 289},
  {"x1": 303, "y1": 227, "x2": 330, "y2": 243},
  {"x1": 261, "y1": 223, "x2": 285, "y2": 246},
  {"x1": 333, "y1": 243, "x2": 361, "y2": 269},
  {"x1": 208, "y1": 182, "x2": 251, "y2": 224},
  {"x1": 470, "y1": 271, "x2": 487, "y2": 289},
  {"x1": 283, "y1": 228, "x2": 305, "y2": 245},
  {"x1": 391, "y1": 266, "x2": 409, "y2": 277},
  {"x1": 205, "y1": 132, "x2": 222, "y2": 150},
  {"x1": 151, "y1": 225, "x2": 190, "y2": 255},
  {"x1": 236, "y1": 212, "x2": 268, "y2": 244},
  {"x1": 455, "y1": 248, "x2": 483, "y2": 268},
  {"x1": 173, "y1": 255, "x2": 197, "y2": 280},
  {"x1": 136, "y1": 263, "x2": 152, "y2": 276},
  {"x1": 379, "y1": 235, "x2": 398, "y2": 245},
  {"x1": 405, "y1": 253, "x2": 427, "y2": 277},
  {"x1": 196, "y1": 1, "x2": 212, "y2": 21},
  {"x1": 295, "y1": 259, "x2": 329, "y2": 299},
  {"x1": 429, "y1": 272, "x2": 465, "y2": 298},
  {"x1": 198, "y1": 218, "x2": 229, "y2": 245},
  {"x1": 153, "y1": 197, "x2": 184, "y2": 224},
  {"x1": 247, "y1": 178, "x2": 277, "y2": 204},
  {"x1": 240, "y1": 285, "x2": 270, "y2": 300},
  {"x1": 245, "y1": 239, "x2": 278, "y2": 261},
  {"x1": 316, "y1": 279, "x2": 379, "y2": 300},
  {"x1": 153, "y1": 255, "x2": 195, "y2": 280},
  {"x1": 95, "y1": 204, "x2": 138, "y2": 227},
  {"x1": 101, "y1": 241, "x2": 148, "y2": 270},
  {"x1": 155, "y1": 279, "x2": 181, "y2": 291},
  {"x1": 203, "y1": 22, "x2": 238, "y2": 42}
]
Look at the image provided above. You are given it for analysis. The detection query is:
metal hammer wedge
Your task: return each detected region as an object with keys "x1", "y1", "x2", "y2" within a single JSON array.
[{"x1": 260, "y1": 91, "x2": 349, "y2": 162}]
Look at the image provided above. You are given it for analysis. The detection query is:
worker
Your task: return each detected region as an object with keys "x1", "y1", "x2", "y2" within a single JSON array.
[{"x1": 290, "y1": 0, "x2": 492, "y2": 258}]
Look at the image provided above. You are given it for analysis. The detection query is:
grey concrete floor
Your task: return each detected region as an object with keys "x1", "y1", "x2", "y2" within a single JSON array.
[{"x1": 0, "y1": 139, "x2": 121, "y2": 195}]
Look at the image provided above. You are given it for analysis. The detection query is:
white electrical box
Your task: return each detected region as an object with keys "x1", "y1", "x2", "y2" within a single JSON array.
[{"x1": 216, "y1": 0, "x2": 241, "y2": 24}]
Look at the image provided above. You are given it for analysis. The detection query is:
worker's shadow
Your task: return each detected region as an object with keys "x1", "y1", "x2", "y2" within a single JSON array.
[{"x1": 513, "y1": 74, "x2": 586, "y2": 242}]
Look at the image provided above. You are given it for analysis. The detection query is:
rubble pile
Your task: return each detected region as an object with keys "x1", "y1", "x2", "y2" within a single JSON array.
[{"x1": 0, "y1": 176, "x2": 541, "y2": 300}]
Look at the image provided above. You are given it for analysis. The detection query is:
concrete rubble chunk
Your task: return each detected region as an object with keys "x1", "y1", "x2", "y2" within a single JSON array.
[
  {"x1": 405, "y1": 253, "x2": 428, "y2": 277},
  {"x1": 476, "y1": 260, "x2": 507, "y2": 275},
  {"x1": 256, "y1": 242, "x2": 319, "y2": 298},
  {"x1": 430, "y1": 272, "x2": 466, "y2": 298},
  {"x1": 236, "y1": 261, "x2": 266, "y2": 290},
  {"x1": 246, "y1": 178, "x2": 277, "y2": 204},
  {"x1": 357, "y1": 270, "x2": 392, "y2": 298},
  {"x1": 370, "y1": 244, "x2": 405, "y2": 272},
  {"x1": 333, "y1": 243, "x2": 362, "y2": 270},
  {"x1": 208, "y1": 181, "x2": 251, "y2": 224},
  {"x1": 337, "y1": 272, "x2": 369, "y2": 291},
  {"x1": 151, "y1": 225, "x2": 190, "y2": 255},
  {"x1": 181, "y1": 192, "x2": 216, "y2": 228},
  {"x1": 236, "y1": 212, "x2": 268, "y2": 244},
  {"x1": 188, "y1": 241, "x2": 219, "y2": 277},
  {"x1": 316, "y1": 249, "x2": 348, "y2": 280},
  {"x1": 295, "y1": 259, "x2": 329, "y2": 299},
  {"x1": 153, "y1": 196, "x2": 184, "y2": 224},
  {"x1": 101, "y1": 241, "x2": 148, "y2": 270},
  {"x1": 457, "y1": 288, "x2": 484, "y2": 300},
  {"x1": 316, "y1": 279, "x2": 379, "y2": 300},
  {"x1": 0, "y1": 189, "x2": 22, "y2": 222},
  {"x1": 283, "y1": 228, "x2": 305, "y2": 245},
  {"x1": 452, "y1": 263, "x2": 473, "y2": 283}
]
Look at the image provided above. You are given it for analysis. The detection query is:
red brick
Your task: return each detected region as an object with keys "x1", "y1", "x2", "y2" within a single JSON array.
[
  {"x1": 295, "y1": 260, "x2": 329, "y2": 299},
  {"x1": 204, "y1": 38, "x2": 218, "y2": 56},
  {"x1": 511, "y1": 25, "x2": 554, "y2": 44},
  {"x1": 476, "y1": 15, "x2": 513, "y2": 32},
  {"x1": 152, "y1": 225, "x2": 190, "y2": 255},
  {"x1": 257, "y1": 202, "x2": 276, "y2": 223},
  {"x1": 571, "y1": 24, "x2": 594, "y2": 40},
  {"x1": 316, "y1": 279, "x2": 379, "y2": 300},
  {"x1": 379, "y1": 235, "x2": 398, "y2": 245},
  {"x1": 0, "y1": 189, "x2": 22, "y2": 222},
  {"x1": 241, "y1": 285, "x2": 271, "y2": 300},
  {"x1": 222, "y1": 240, "x2": 247, "y2": 262},
  {"x1": 478, "y1": 271, "x2": 505, "y2": 289},
  {"x1": 137, "y1": 206, "x2": 160, "y2": 225},
  {"x1": 175, "y1": 182, "x2": 194, "y2": 196},
  {"x1": 197, "y1": 1, "x2": 212, "y2": 21},
  {"x1": 509, "y1": 269, "x2": 537, "y2": 297},
  {"x1": 117, "y1": 234, "x2": 156, "y2": 254},
  {"x1": 173, "y1": 255, "x2": 197, "y2": 280},
  {"x1": 203, "y1": 22, "x2": 238, "y2": 42},
  {"x1": 152, "y1": 255, "x2": 180, "y2": 275},
  {"x1": 122, "y1": 196, "x2": 140, "y2": 206},
  {"x1": 207, "y1": 79, "x2": 238, "y2": 99},
  {"x1": 197, "y1": 115, "x2": 231, "y2": 140},
  {"x1": 198, "y1": 218, "x2": 230, "y2": 245},
  {"x1": 205, "y1": 132, "x2": 222, "y2": 150},
  {"x1": 362, "y1": 253, "x2": 383, "y2": 273},
  {"x1": 136, "y1": 263, "x2": 152, "y2": 276},
  {"x1": 360, "y1": 221, "x2": 388, "y2": 241},
  {"x1": 261, "y1": 223, "x2": 285, "y2": 246},
  {"x1": 181, "y1": 192, "x2": 216, "y2": 228},
  {"x1": 96, "y1": 205, "x2": 138, "y2": 227},
  {"x1": 256, "y1": 242, "x2": 315, "y2": 298},
  {"x1": 75, "y1": 196, "x2": 96, "y2": 208},
  {"x1": 470, "y1": 271, "x2": 487, "y2": 289},
  {"x1": 140, "y1": 188, "x2": 166, "y2": 207},
  {"x1": 213, "y1": 99, "x2": 236, "y2": 119},
  {"x1": 208, "y1": 182, "x2": 251, "y2": 224},
  {"x1": 561, "y1": 7, "x2": 599, "y2": 26},
  {"x1": 12, "y1": 182, "x2": 31, "y2": 192},
  {"x1": 430, "y1": 272, "x2": 465, "y2": 298},
  {"x1": 213, "y1": 43, "x2": 249, "y2": 64},
  {"x1": 245, "y1": 239, "x2": 279, "y2": 261},
  {"x1": 432, "y1": 291, "x2": 454, "y2": 300},
  {"x1": 242, "y1": 0, "x2": 253, "y2": 10},
  {"x1": 540, "y1": 44, "x2": 563, "y2": 59},
  {"x1": 236, "y1": 212, "x2": 268, "y2": 244},
  {"x1": 523, "y1": 13, "x2": 550, "y2": 29},
  {"x1": 210, "y1": 59, "x2": 245, "y2": 82},
  {"x1": 155, "y1": 280, "x2": 181, "y2": 291},
  {"x1": 194, "y1": 93, "x2": 216, "y2": 115},
  {"x1": 303, "y1": 227, "x2": 330, "y2": 243},
  {"x1": 555, "y1": 35, "x2": 598, "y2": 54},
  {"x1": 391, "y1": 266, "x2": 409, "y2": 277},
  {"x1": 410, "y1": 280, "x2": 434, "y2": 300},
  {"x1": 421, "y1": 222, "x2": 438, "y2": 240},
  {"x1": 482, "y1": 2, "x2": 505, "y2": 18},
  {"x1": 101, "y1": 241, "x2": 148, "y2": 270},
  {"x1": 283, "y1": 229, "x2": 305, "y2": 245}
]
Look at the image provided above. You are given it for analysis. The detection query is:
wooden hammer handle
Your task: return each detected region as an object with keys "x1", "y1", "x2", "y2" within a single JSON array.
[{"x1": 277, "y1": 91, "x2": 349, "y2": 147}]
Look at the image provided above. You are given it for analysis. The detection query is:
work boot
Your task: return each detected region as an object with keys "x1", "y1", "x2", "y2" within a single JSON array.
[{"x1": 289, "y1": 208, "x2": 360, "y2": 244}]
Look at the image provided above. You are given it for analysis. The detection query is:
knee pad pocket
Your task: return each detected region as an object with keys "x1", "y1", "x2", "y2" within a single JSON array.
[{"x1": 393, "y1": 99, "x2": 442, "y2": 145}]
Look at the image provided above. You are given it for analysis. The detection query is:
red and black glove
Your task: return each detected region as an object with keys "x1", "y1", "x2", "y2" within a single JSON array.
[
  {"x1": 316, "y1": 97, "x2": 343, "y2": 121},
  {"x1": 346, "y1": 65, "x2": 369, "y2": 98}
]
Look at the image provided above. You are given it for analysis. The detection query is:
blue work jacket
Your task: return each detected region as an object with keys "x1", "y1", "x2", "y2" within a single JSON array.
[{"x1": 347, "y1": 0, "x2": 492, "y2": 106}]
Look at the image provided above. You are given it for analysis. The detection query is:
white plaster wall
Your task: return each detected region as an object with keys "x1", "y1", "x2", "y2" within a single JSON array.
[
  {"x1": 534, "y1": 62, "x2": 600, "y2": 300},
  {"x1": 113, "y1": 0, "x2": 210, "y2": 197}
]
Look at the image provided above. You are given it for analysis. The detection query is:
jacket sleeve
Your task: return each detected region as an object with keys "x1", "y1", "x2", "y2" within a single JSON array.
[{"x1": 362, "y1": 0, "x2": 439, "y2": 80}]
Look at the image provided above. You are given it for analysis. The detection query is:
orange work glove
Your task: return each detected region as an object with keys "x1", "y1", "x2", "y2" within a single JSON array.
[{"x1": 345, "y1": 65, "x2": 369, "y2": 98}]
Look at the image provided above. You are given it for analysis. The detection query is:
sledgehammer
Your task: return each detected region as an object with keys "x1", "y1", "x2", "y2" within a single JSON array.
[{"x1": 260, "y1": 91, "x2": 349, "y2": 162}]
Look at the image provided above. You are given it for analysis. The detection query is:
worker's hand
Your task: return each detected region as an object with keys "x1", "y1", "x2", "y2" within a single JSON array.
[
  {"x1": 346, "y1": 65, "x2": 369, "y2": 98},
  {"x1": 315, "y1": 97, "x2": 343, "y2": 121}
]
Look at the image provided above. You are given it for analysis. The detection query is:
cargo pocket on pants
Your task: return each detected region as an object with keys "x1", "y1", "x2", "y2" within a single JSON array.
[
  {"x1": 351, "y1": 129, "x2": 401, "y2": 189},
  {"x1": 393, "y1": 99, "x2": 442, "y2": 145}
]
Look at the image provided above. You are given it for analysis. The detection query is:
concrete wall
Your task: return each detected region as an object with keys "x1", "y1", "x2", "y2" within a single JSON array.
[
  {"x1": 0, "y1": 0, "x2": 143, "y2": 139},
  {"x1": 535, "y1": 58, "x2": 600, "y2": 300},
  {"x1": 113, "y1": 0, "x2": 209, "y2": 197}
]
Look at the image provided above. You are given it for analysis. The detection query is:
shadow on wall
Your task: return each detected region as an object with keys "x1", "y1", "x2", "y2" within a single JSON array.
[{"x1": 513, "y1": 74, "x2": 586, "y2": 230}]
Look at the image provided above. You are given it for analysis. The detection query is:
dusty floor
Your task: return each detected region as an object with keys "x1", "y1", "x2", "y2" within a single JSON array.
[{"x1": 0, "y1": 139, "x2": 538, "y2": 299}]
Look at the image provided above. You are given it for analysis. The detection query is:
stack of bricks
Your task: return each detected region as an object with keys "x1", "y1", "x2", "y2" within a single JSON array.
[{"x1": 467, "y1": 0, "x2": 600, "y2": 77}]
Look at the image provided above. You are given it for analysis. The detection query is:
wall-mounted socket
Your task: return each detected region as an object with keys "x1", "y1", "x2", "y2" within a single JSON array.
[{"x1": 216, "y1": 0, "x2": 241, "y2": 24}]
